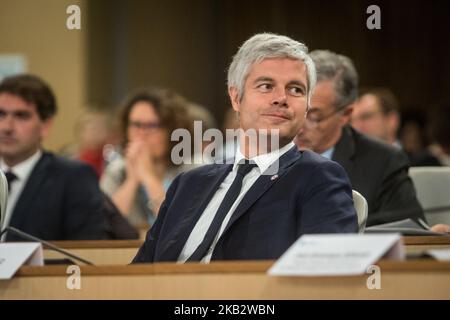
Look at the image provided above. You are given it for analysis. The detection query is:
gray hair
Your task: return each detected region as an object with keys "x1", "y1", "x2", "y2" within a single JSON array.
[
  {"x1": 309, "y1": 50, "x2": 359, "y2": 109},
  {"x1": 227, "y1": 33, "x2": 316, "y2": 109}
]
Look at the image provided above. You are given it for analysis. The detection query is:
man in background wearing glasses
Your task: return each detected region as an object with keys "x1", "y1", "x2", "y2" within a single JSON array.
[{"x1": 295, "y1": 50, "x2": 450, "y2": 233}]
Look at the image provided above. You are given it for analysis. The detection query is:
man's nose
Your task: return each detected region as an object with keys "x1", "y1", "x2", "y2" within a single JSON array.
[
  {"x1": 271, "y1": 88, "x2": 287, "y2": 107},
  {"x1": 0, "y1": 116, "x2": 14, "y2": 132}
]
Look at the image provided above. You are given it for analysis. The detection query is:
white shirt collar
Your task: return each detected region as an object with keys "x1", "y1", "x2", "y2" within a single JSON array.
[
  {"x1": 0, "y1": 150, "x2": 43, "y2": 181},
  {"x1": 320, "y1": 147, "x2": 335, "y2": 160},
  {"x1": 233, "y1": 141, "x2": 295, "y2": 173}
]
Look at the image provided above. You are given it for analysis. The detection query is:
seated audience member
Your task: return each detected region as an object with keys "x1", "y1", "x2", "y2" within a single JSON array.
[
  {"x1": 399, "y1": 108, "x2": 441, "y2": 166},
  {"x1": 295, "y1": 50, "x2": 450, "y2": 233},
  {"x1": 429, "y1": 144, "x2": 450, "y2": 166},
  {"x1": 185, "y1": 101, "x2": 217, "y2": 166},
  {"x1": 100, "y1": 88, "x2": 191, "y2": 226},
  {"x1": 352, "y1": 88, "x2": 440, "y2": 166},
  {"x1": 0, "y1": 74, "x2": 108, "y2": 241},
  {"x1": 351, "y1": 88, "x2": 401, "y2": 146},
  {"x1": 132, "y1": 33, "x2": 357, "y2": 264},
  {"x1": 59, "y1": 107, "x2": 119, "y2": 177},
  {"x1": 430, "y1": 102, "x2": 450, "y2": 165},
  {"x1": 187, "y1": 102, "x2": 217, "y2": 131},
  {"x1": 215, "y1": 108, "x2": 240, "y2": 160}
]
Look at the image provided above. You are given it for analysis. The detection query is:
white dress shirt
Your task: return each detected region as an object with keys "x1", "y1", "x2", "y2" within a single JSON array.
[
  {"x1": 177, "y1": 142, "x2": 295, "y2": 263},
  {"x1": 0, "y1": 150, "x2": 43, "y2": 232},
  {"x1": 320, "y1": 146, "x2": 335, "y2": 160}
]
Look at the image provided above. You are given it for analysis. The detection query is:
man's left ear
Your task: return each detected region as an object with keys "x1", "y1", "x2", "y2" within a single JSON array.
[
  {"x1": 387, "y1": 111, "x2": 400, "y2": 133},
  {"x1": 340, "y1": 105, "x2": 354, "y2": 125},
  {"x1": 228, "y1": 87, "x2": 240, "y2": 112},
  {"x1": 41, "y1": 118, "x2": 54, "y2": 139}
]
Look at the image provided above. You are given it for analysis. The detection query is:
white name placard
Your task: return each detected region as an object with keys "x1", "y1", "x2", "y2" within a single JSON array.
[
  {"x1": 0, "y1": 243, "x2": 44, "y2": 280},
  {"x1": 427, "y1": 249, "x2": 450, "y2": 261},
  {"x1": 268, "y1": 234, "x2": 404, "y2": 276}
]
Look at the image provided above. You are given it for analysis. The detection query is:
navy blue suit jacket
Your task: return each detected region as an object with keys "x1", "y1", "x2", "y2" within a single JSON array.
[
  {"x1": 6, "y1": 152, "x2": 108, "y2": 241},
  {"x1": 133, "y1": 147, "x2": 357, "y2": 263},
  {"x1": 332, "y1": 126, "x2": 425, "y2": 226}
]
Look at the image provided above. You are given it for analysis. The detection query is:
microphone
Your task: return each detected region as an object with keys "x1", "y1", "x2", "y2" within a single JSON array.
[
  {"x1": 0, "y1": 226, "x2": 94, "y2": 265},
  {"x1": 0, "y1": 170, "x2": 93, "y2": 265}
]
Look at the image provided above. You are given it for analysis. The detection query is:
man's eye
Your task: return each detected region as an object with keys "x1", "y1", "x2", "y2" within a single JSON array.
[
  {"x1": 307, "y1": 112, "x2": 322, "y2": 122},
  {"x1": 15, "y1": 112, "x2": 31, "y2": 120},
  {"x1": 0, "y1": 111, "x2": 6, "y2": 119},
  {"x1": 288, "y1": 86, "x2": 305, "y2": 96},
  {"x1": 257, "y1": 83, "x2": 273, "y2": 92}
]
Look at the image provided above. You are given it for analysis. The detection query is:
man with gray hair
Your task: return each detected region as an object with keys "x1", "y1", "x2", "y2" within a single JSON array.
[
  {"x1": 133, "y1": 34, "x2": 357, "y2": 263},
  {"x1": 295, "y1": 50, "x2": 449, "y2": 232}
]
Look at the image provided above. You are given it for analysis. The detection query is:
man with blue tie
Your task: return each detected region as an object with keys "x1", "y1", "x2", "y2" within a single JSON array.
[{"x1": 132, "y1": 33, "x2": 357, "y2": 263}]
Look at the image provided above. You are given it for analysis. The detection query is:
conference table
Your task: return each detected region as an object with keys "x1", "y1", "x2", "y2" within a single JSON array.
[
  {"x1": 41, "y1": 236, "x2": 450, "y2": 265},
  {"x1": 1, "y1": 236, "x2": 449, "y2": 299},
  {"x1": 1, "y1": 260, "x2": 450, "y2": 299}
]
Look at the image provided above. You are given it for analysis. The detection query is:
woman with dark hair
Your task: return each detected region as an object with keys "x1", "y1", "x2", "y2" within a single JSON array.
[{"x1": 100, "y1": 88, "x2": 190, "y2": 225}]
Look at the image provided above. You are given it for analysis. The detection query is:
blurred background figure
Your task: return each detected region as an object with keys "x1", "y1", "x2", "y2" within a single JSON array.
[
  {"x1": 187, "y1": 102, "x2": 217, "y2": 131},
  {"x1": 430, "y1": 102, "x2": 450, "y2": 166},
  {"x1": 100, "y1": 88, "x2": 191, "y2": 226},
  {"x1": 185, "y1": 101, "x2": 217, "y2": 166},
  {"x1": 399, "y1": 108, "x2": 441, "y2": 166},
  {"x1": 351, "y1": 88, "x2": 440, "y2": 166},
  {"x1": 59, "y1": 107, "x2": 120, "y2": 178},
  {"x1": 215, "y1": 108, "x2": 239, "y2": 161},
  {"x1": 351, "y1": 88, "x2": 401, "y2": 146}
]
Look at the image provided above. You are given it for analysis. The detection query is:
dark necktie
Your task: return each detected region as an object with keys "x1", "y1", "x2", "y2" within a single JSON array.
[
  {"x1": 4, "y1": 171, "x2": 18, "y2": 192},
  {"x1": 187, "y1": 161, "x2": 257, "y2": 262}
]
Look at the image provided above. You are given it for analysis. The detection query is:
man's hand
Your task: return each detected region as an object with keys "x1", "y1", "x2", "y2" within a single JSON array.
[{"x1": 430, "y1": 224, "x2": 450, "y2": 234}]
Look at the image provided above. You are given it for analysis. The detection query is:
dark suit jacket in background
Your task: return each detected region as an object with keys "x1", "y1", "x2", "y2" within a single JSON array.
[
  {"x1": 332, "y1": 126, "x2": 425, "y2": 226},
  {"x1": 6, "y1": 152, "x2": 108, "y2": 241},
  {"x1": 133, "y1": 147, "x2": 357, "y2": 263}
]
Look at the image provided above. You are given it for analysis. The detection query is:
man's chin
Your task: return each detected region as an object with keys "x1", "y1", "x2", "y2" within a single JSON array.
[
  {"x1": 294, "y1": 136, "x2": 311, "y2": 149},
  {"x1": 0, "y1": 146, "x2": 31, "y2": 162},
  {"x1": 0, "y1": 147, "x2": 17, "y2": 157},
  {"x1": 298, "y1": 146, "x2": 313, "y2": 151}
]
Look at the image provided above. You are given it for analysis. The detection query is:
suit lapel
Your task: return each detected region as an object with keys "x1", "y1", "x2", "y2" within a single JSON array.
[
  {"x1": 159, "y1": 164, "x2": 233, "y2": 260},
  {"x1": 221, "y1": 146, "x2": 301, "y2": 236},
  {"x1": 332, "y1": 125, "x2": 356, "y2": 175},
  {"x1": 8, "y1": 153, "x2": 50, "y2": 230}
]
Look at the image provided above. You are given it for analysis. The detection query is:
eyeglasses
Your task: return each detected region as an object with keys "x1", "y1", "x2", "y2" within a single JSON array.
[
  {"x1": 305, "y1": 105, "x2": 348, "y2": 128},
  {"x1": 128, "y1": 121, "x2": 162, "y2": 131}
]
